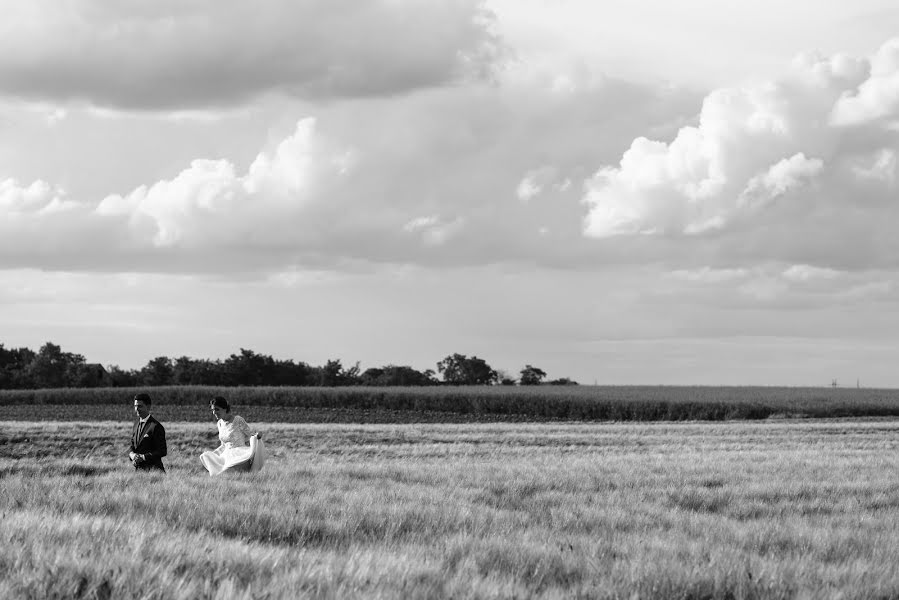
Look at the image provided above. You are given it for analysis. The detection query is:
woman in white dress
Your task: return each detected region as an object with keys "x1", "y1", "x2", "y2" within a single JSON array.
[{"x1": 200, "y1": 397, "x2": 263, "y2": 476}]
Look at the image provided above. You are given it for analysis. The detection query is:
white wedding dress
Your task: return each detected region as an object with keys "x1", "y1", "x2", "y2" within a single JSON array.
[{"x1": 200, "y1": 415, "x2": 265, "y2": 476}]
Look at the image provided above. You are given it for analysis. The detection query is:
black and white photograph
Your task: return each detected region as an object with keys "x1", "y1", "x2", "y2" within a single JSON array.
[{"x1": 1, "y1": 0, "x2": 899, "y2": 597}]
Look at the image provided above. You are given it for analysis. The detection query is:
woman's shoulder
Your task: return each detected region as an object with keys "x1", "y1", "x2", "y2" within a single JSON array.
[{"x1": 232, "y1": 414, "x2": 246, "y2": 424}]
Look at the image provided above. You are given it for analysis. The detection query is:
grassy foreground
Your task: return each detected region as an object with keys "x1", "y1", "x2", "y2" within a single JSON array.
[{"x1": 2, "y1": 419, "x2": 899, "y2": 599}]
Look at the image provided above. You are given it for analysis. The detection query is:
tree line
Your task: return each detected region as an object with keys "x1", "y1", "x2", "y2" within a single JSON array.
[{"x1": 0, "y1": 342, "x2": 577, "y2": 390}]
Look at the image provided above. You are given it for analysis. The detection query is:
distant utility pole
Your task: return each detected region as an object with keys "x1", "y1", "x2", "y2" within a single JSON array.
[{"x1": 857, "y1": 378, "x2": 860, "y2": 389}]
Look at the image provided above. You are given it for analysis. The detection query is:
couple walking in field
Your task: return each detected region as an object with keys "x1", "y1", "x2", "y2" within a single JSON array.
[{"x1": 129, "y1": 392, "x2": 264, "y2": 475}]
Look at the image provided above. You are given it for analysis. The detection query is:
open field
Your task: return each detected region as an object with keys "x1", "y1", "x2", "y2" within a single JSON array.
[
  {"x1": 4, "y1": 385, "x2": 899, "y2": 422},
  {"x1": 0, "y1": 404, "x2": 552, "y2": 424},
  {"x1": 3, "y1": 419, "x2": 899, "y2": 598}
]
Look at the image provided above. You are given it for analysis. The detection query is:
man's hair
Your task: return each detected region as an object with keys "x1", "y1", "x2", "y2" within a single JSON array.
[{"x1": 134, "y1": 392, "x2": 152, "y2": 407}]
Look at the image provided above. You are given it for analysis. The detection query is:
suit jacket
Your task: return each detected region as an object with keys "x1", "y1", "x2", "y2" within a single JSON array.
[{"x1": 130, "y1": 415, "x2": 167, "y2": 472}]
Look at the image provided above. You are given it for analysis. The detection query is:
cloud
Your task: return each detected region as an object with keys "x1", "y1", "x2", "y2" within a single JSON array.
[
  {"x1": 0, "y1": 69, "x2": 696, "y2": 273},
  {"x1": 8, "y1": 37, "x2": 899, "y2": 277},
  {"x1": 852, "y1": 148, "x2": 897, "y2": 184},
  {"x1": 652, "y1": 263, "x2": 897, "y2": 316},
  {"x1": 515, "y1": 175, "x2": 541, "y2": 203},
  {"x1": 0, "y1": 0, "x2": 498, "y2": 110},
  {"x1": 667, "y1": 267, "x2": 749, "y2": 284},
  {"x1": 515, "y1": 166, "x2": 561, "y2": 203},
  {"x1": 0, "y1": 119, "x2": 347, "y2": 272},
  {"x1": 737, "y1": 153, "x2": 824, "y2": 211},
  {"x1": 782, "y1": 264, "x2": 840, "y2": 282},
  {"x1": 830, "y1": 38, "x2": 899, "y2": 126},
  {"x1": 0, "y1": 177, "x2": 137, "y2": 269},
  {"x1": 402, "y1": 215, "x2": 464, "y2": 246},
  {"x1": 94, "y1": 118, "x2": 349, "y2": 247},
  {"x1": 582, "y1": 37, "x2": 899, "y2": 270}
]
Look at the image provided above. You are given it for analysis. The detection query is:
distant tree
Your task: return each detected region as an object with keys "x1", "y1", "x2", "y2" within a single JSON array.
[
  {"x1": 193, "y1": 359, "x2": 229, "y2": 385},
  {"x1": 172, "y1": 356, "x2": 198, "y2": 385},
  {"x1": 140, "y1": 356, "x2": 174, "y2": 386},
  {"x1": 519, "y1": 365, "x2": 547, "y2": 386},
  {"x1": 223, "y1": 348, "x2": 278, "y2": 386},
  {"x1": 360, "y1": 365, "x2": 437, "y2": 386},
  {"x1": 341, "y1": 361, "x2": 361, "y2": 386},
  {"x1": 69, "y1": 363, "x2": 110, "y2": 388},
  {"x1": 360, "y1": 367, "x2": 384, "y2": 383},
  {"x1": 106, "y1": 365, "x2": 140, "y2": 387},
  {"x1": 24, "y1": 342, "x2": 87, "y2": 388},
  {"x1": 547, "y1": 377, "x2": 578, "y2": 385},
  {"x1": 0, "y1": 344, "x2": 36, "y2": 389},
  {"x1": 436, "y1": 353, "x2": 498, "y2": 385},
  {"x1": 272, "y1": 358, "x2": 312, "y2": 386},
  {"x1": 316, "y1": 359, "x2": 343, "y2": 386},
  {"x1": 313, "y1": 359, "x2": 361, "y2": 386},
  {"x1": 1, "y1": 340, "x2": 571, "y2": 390}
]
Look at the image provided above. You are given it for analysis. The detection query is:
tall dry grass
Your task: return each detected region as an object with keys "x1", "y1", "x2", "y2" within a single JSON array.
[{"x1": 2, "y1": 419, "x2": 899, "y2": 598}]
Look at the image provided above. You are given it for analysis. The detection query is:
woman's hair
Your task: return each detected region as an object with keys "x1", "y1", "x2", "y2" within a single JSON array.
[{"x1": 210, "y1": 396, "x2": 230, "y2": 412}]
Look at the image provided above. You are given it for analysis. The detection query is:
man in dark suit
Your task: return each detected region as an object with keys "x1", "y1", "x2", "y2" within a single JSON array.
[{"x1": 129, "y1": 393, "x2": 167, "y2": 472}]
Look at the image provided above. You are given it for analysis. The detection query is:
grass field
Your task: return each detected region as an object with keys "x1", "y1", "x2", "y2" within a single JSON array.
[{"x1": 3, "y1": 418, "x2": 899, "y2": 598}]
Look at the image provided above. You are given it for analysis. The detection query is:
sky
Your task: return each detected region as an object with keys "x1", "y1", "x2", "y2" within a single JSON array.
[{"x1": 2, "y1": 0, "x2": 899, "y2": 386}]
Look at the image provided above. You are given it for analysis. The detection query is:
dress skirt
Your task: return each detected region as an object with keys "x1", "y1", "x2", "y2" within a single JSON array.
[{"x1": 200, "y1": 435, "x2": 265, "y2": 476}]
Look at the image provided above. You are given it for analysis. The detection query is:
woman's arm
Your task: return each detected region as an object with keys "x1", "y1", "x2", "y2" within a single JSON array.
[{"x1": 235, "y1": 416, "x2": 253, "y2": 442}]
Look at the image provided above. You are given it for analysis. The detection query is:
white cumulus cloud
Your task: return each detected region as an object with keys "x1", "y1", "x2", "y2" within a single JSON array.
[
  {"x1": 96, "y1": 118, "x2": 346, "y2": 248},
  {"x1": 830, "y1": 38, "x2": 899, "y2": 126},
  {"x1": 582, "y1": 37, "x2": 899, "y2": 271}
]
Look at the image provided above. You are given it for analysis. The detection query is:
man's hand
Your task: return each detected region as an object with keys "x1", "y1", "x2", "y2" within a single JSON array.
[
  {"x1": 129, "y1": 451, "x2": 137, "y2": 462},
  {"x1": 134, "y1": 454, "x2": 146, "y2": 466}
]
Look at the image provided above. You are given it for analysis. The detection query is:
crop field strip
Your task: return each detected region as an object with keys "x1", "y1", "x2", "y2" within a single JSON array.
[
  {"x1": 4, "y1": 385, "x2": 899, "y2": 422},
  {"x1": 2, "y1": 419, "x2": 899, "y2": 598}
]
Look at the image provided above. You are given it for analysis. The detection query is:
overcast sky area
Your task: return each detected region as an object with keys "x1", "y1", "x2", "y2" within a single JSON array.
[{"x1": 2, "y1": 0, "x2": 899, "y2": 385}]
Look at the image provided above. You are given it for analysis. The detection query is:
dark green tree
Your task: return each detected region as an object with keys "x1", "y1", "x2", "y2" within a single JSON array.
[
  {"x1": 436, "y1": 353, "x2": 498, "y2": 385},
  {"x1": 224, "y1": 348, "x2": 277, "y2": 386},
  {"x1": 68, "y1": 363, "x2": 110, "y2": 387},
  {"x1": 24, "y1": 342, "x2": 87, "y2": 388},
  {"x1": 272, "y1": 358, "x2": 312, "y2": 386},
  {"x1": 360, "y1": 365, "x2": 437, "y2": 386},
  {"x1": 106, "y1": 364, "x2": 140, "y2": 387},
  {"x1": 316, "y1": 359, "x2": 343, "y2": 386},
  {"x1": 547, "y1": 377, "x2": 578, "y2": 385},
  {"x1": 519, "y1": 365, "x2": 547, "y2": 386},
  {"x1": 140, "y1": 356, "x2": 174, "y2": 386},
  {"x1": 0, "y1": 344, "x2": 36, "y2": 389},
  {"x1": 172, "y1": 356, "x2": 198, "y2": 385}
]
